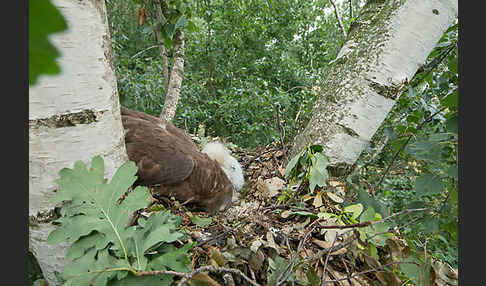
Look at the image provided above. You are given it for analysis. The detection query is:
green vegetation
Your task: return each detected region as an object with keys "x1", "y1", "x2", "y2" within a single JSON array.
[
  {"x1": 29, "y1": 0, "x2": 68, "y2": 85},
  {"x1": 107, "y1": 0, "x2": 348, "y2": 147},
  {"x1": 47, "y1": 156, "x2": 193, "y2": 285},
  {"x1": 29, "y1": 0, "x2": 458, "y2": 284}
]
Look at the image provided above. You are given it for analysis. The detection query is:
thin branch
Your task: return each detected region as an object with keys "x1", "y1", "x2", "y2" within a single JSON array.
[
  {"x1": 348, "y1": 0, "x2": 352, "y2": 20},
  {"x1": 329, "y1": 0, "x2": 347, "y2": 38},
  {"x1": 323, "y1": 261, "x2": 419, "y2": 283},
  {"x1": 176, "y1": 266, "x2": 260, "y2": 286},
  {"x1": 371, "y1": 106, "x2": 447, "y2": 193},
  {"x1": 411, "y1": 42, "x2": 457, "y2": 88},
  {"x1": 275, "y1": 102, "x2": 287, "y2": 153},
  {"x1": 276, "y1": 224, "x2": 317, "y2": 286},
  {"x1": 321, "y1": 231, "x2": 339, "y2": 286},
  {"x1": 131, "y1": 45, "x2": 159, "y2": 59}
]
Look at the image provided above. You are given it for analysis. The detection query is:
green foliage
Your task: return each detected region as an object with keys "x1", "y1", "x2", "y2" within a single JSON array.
[
  {"x1": 29, "y1": 0, "x2": 68, "y2": 85},
  {"x1": 107, "y1": 0, "x2": 344, "y2": 147},
  {"x1": 47, "y1": 156, "x2": 193, "y2": 285},
  {"x1": 284, "y1": 144, "x2": 329, "y2": 193},
  {"x1": 358, "y1": 207, "x2": 391, "y2": 247},
  {"x1": 354, "y1": 21, "x2": 459, "y2": 272}
]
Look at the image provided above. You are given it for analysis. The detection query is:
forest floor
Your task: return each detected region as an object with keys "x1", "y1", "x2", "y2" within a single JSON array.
[{"x1": 146, "y1": 141, "x2": 457, "y2": 286}]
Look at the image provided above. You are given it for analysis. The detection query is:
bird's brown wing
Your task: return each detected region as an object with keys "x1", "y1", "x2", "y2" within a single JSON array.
[
  {"x1": 121, "y1": 106, "x2": 198, "y2": 150},
  {"x1": 122, "y1": 114, "x2": 194, "y2": 186}
]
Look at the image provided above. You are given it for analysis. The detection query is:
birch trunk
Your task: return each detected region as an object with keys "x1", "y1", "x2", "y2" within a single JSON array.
[
  {"x1": 292, "y1": 0, "x2": 458, "y2": 174},
  {"x1": 159, "y1": 28, "x2": 185, "y2": 121},
  {"x1": 154, "y1": 0, "x2": 170, "y2": 94},
  {"x1": 29, "y1": 0, "x2": 127, "y2": 284}
]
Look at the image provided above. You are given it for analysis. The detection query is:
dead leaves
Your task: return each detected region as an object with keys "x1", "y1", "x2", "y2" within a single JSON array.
[
  {"x1": 147, "y1": 142, "x2": 457, "y2": 286},
  {"x1": 137, "y1": 7, "x2": 146, "y2": 26}
]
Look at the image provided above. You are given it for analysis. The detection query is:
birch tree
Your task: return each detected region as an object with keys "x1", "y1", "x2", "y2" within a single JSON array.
[
  {"x1": 136, "y1": 0, "x2": 190, "y2": 122},
  {"x1": 291, "y1": 0, "x2": 458, "y2": 174},
  {"x1": 29, "y1": 0, "x2": 127, "y2": 284}
]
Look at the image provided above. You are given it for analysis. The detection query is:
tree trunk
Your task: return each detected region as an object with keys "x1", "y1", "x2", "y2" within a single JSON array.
[
  {"x1": 28, "y1": 0, "x2": 127, "y2": 284},
  {"x1": 154, "y1": 0, "x2": 170, "y2": 95},
  {"x1": 291, "y1": 0, "x2": 458, "y2": 175},
  {"x1": 159, "y1": 28, "x2": 185, "y2": 121}
]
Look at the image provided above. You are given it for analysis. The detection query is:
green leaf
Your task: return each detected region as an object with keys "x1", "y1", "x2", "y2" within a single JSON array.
[
  {"x1": 442, "y1": 89, "x2": 458, "y2": 110},
  {"x1": 405, "y1": 137, "x2": 442, "y2": 162},
  {"x1": 359, "y1": 207, "x2": 390, "y2": 247},
  {"x1": 174, "y1": 15, "x2": 188, "y2": 30},
  {"x1": 400, "y1": 257, "x2": 421, "y2": 286},
  {"x1": 306, "y1": 268, "x2": 320, "y2": 286},
  {"x1": 423, "y1": 214, "x2": 439, "y2": 234},
  {"x1": 343, "y1": 203, "x2": 363, "y2": 219},
  {"x1": 414, "y1": 173, "x2": 445, "y2": 196},
  {"x1": 447, "y1": 54, "x2": 458, "y2": 74},
  {"x1": 149, "y1": 242, "x2": 195, "y2": 273},
  {"x1": 284, "y1": 151, "x2": 302, "y2": 178},
  {"x1": 160, "y1": 28, "x2": 173, "y2": 49},
  {"x1": 267, "y1": 255, "x2": 294, "y2": 286},
  {"x1": 308, "y1": 167, "x2": 326, "y2": 192},
  {"x1": 313, "y1": 152, "x2": 329, "y2": 173},
  {"x1": 445, "y1": 112, "x2": 458, "y2": 134},
  {"x1": 109, "y1": 274, "x2": 173, "y2": 286},
  {"x1": 308, "y1": 153, "x2": 329, "y2": 192},
  {"x1": 317, "y1": 212, "x2": 336, "y2": 219},
  {"x1": 29, "y1": 0, "x2": 68, "y2": 85},
  {"x1": 309, "y1": 144, "x2": 323, "y2": 153},
  {"x1": 293, "y1": 211, "x2": 318, "y2": 219},
  {"x1": 66, "y1": 232, "x2": 106, "y2": 260},
  {"x1": 47, "y1": 156, "x2": 151, "y2": 257},
  {"x1": 60, "y1": 248, "x2": 129, "y2": 286},
  {"x1": 186, "y1": 20, "x2": 198, "y2": 32},
  {"x1": 384, "y1": 127, "x2": 396, "y2": 140},
  {"x1": 447, "y1": 164, "x2": 458, "y2": 180},
  {"x1": 129, "y1": 211, "x2": 185, "y2": 257},
  {"x1": 356, "y1": 189, "x2": 388, "y2": 218},
  {"x1": 190, "y1": 214, "x2": 213, "y2": 227}
]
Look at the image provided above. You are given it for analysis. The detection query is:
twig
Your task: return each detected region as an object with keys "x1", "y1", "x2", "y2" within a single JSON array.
[
  {"x1": 371, "y1": 106, "x2": 447, "y2": 193},
  {"x1": 242, "y1": 149, "x2": 274, "y2": 168},
  {"x1": 130, "y1": 45, "x2": 159, "y2": 59},
  {"x1": 276, "y1": 224, "x2": 317, "y2": 286},
  {"x1": 275, "y1": 102, "x2": 286, "y2": 153},
  {"x1": 321, "y1": 231, "x2": 339, "y2": 286},
  {"x1": 196, "y1": 220, "x2": 247, "y2": 247},
  {"x1": 176, "y1": 266, "x2": 260, "y2": 286},
  {"x1": 348, "y1": 0, "x2": 352, "y2": 20},
  {"x1": 323, "y1": 261, "x2": 419, "y2": 283},
  {"x1": 329, "y1": 0, "x2": 347, "y2": 38},
  {"x1": 294, "y1": 102, "x2": 304, "y2": 123},
  {"x1": 411, "y1": 42, "x2": 457, "y2": 88},
  {"x1": 340, "y1": 256, "x2": 352, "y2": 284}
]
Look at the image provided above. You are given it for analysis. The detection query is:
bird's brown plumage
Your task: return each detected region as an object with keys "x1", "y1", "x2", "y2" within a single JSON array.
[{"x1": 120, "y1": 107, "x2": 234, "y2": 215}]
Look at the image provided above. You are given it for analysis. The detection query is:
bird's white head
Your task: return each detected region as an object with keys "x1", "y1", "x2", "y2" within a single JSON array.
[{"x1": 202, "y1": 142, "x2": 244, "y2": 201}]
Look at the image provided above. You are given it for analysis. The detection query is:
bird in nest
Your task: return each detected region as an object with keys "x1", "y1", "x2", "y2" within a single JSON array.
[{"x1": 120, "y1": 107, "x2": 244, "y2": 215}]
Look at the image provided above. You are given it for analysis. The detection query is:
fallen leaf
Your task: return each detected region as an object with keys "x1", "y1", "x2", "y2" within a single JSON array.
[
  {"x1": 262, "y1": 177, "x2": 286, "y2": 198},
  {"x1": 313, "y1": 194, "x2": 323, "y2": 208},
  {"x1": 250, "y1": 239, "x2": 262, "y2": 253},
  {"x1": 326, "y1": 192, "x2": 344, "y2": 203}
]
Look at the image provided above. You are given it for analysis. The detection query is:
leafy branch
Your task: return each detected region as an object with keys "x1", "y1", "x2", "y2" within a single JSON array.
[{"x1": 47, "y1": 156, "x2": 193, "y2": 285}]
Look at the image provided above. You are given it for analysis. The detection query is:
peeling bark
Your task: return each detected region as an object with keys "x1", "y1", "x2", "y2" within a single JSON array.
[
  {"x1": 292, "y1": 0, "x2": 458, "y2": 175},
  {"x1": 159, "y1": 28, "x2": 185, "y2": 121},
  {"x1": 28, "y1": 0, "x2": 127, "y2": 284}
]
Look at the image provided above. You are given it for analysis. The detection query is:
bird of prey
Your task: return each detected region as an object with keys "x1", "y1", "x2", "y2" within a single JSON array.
[{"x1": 121, "y1": 107, "x2": 244, "y2": 215}]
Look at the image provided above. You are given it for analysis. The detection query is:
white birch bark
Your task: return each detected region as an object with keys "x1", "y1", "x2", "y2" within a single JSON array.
[
  {"x1": 29, "y1": 0, "x2": 127, "y2": 284},
  {"x1": 159, "y1": 29, "x2": 185, "y2": 122},
  {"x1": 292, "y1": 0, "x2": 458, "y2": 173}
]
